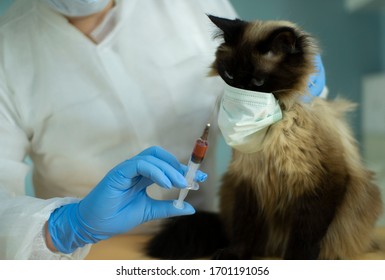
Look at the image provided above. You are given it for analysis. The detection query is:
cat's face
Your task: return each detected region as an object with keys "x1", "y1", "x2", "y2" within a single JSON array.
[{"x1": 208, "y1": 15, "x2": 318, "y2": 98}]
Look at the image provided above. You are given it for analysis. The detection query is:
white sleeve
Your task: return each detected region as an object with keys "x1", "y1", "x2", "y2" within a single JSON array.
[
  {"x1": 0, "y1": 71, "x2": 91, "y2": 259},
  {"x1": 0, "y1": 189, "x2": 91, "y2": 259}
]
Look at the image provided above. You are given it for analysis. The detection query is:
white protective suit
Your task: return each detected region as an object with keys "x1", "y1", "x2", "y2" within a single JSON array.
[{"x1": 0, "y1": 0, "x2": 237, "y2": 259}]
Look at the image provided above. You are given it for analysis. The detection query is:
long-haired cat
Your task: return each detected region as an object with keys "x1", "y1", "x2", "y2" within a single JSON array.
[{"x1": 146, "y1": 15, "x2": 383, "y2": 260}]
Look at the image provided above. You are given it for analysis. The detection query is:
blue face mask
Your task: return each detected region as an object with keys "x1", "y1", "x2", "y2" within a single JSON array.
[{"x1": 43, "y1": 0, "x2": 111, "y2": 17}]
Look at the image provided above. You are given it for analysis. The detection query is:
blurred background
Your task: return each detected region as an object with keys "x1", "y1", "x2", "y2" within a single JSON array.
[{"x1": 1, "y1": 0, "x2": 384, "y2": 225}]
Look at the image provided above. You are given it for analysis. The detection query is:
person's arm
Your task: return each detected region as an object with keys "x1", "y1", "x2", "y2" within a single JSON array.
[
  {"x1": 46, "y1": 146, "x2": 205, "y2": 254},
  {"x1": 43, "y1": 0, "x2": 118, "y2": 252},
  {"x1": 0, "y1": 68, "x2": 84, "y2": 259},
  {"x1": 44, "y1": 222, "x2": 58, "y2": 253}
]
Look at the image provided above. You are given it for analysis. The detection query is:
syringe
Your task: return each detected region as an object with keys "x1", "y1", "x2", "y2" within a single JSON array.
[{"x1": 173, "y1": 123, "x2": 210, "y2": 209}]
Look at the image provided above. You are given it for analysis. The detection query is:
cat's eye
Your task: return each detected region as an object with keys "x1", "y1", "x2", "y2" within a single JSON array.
[
  {"x1": 252, "y1": 78, "x2": 264, "y2": 87},
  {"x1": 224, "y1": 71, "x2": 234, "y2": 80}
]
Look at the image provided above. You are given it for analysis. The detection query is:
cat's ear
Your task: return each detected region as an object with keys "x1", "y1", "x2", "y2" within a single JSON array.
[
  {"x1": 207, "y1": 15, "x2": 246, "y2": 45},
  {"x1": 266, "y1": 27, "x2": 301, "y2": 55}
]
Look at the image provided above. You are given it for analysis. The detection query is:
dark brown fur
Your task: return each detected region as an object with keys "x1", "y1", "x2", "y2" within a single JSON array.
[{"x1": 146, "y1": 16, "x2": 382, "y2": 260}]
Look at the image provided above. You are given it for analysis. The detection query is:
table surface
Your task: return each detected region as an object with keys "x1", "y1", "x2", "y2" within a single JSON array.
[{"x1": 85, "y1": 227, "x2": 385, "y2": 260}]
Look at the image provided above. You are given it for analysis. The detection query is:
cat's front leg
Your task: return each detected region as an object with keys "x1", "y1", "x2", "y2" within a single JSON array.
[
  {"x1": 284, "y1": 179, "x2": 347, "y2": 260},
  {"x1": 213, "y1": 181, "x2": 267, "y2": 260}
]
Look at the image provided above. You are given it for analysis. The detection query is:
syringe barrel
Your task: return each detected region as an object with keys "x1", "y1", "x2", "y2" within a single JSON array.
[
  {"x1": 191, "y1": 138, "x2": 208, "y2": 163},
  {"x1": 185, "y1": 160, "x2": 200, "y2": 190},
  {"x1": 173, "y1": 123, "x2": 210, "y2": 209},
  {"x1": 173, "y1": 160, "x2": 199, "y2": 209}
]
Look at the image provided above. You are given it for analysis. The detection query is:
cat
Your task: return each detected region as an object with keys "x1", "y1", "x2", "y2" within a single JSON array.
[{"x1": 145, "y1": 15, "x2": 383, "y2": 260}]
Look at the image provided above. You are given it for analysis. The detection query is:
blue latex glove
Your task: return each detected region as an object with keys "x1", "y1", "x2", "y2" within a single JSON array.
[
  {"x1": 48, "y1": 146, "x2": 206, "y2": 254},
  {"x1": 305, "y1": 54, "x2": 326, "y2": 101}
]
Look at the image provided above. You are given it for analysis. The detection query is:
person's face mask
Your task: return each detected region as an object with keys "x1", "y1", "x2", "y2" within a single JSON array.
[
  {"x1": 43, "y1": 0, "x2": 111, "y2": 17},
  {"x1": 218, "y1": 83, "x2": 282, "y2": 153}
]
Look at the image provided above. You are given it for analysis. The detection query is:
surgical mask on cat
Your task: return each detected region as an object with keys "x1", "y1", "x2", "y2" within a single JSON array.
[
  {"x1": 218, "y1": 83, "x2": 283, "y2": 153},
  {"x1": 43, "y1": 0, "x2": 110, "y2": 17}
]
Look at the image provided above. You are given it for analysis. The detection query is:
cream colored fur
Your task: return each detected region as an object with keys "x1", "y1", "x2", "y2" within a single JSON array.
[{"x1": 221, "y1": 97, "x2": 382, "y2": 259}]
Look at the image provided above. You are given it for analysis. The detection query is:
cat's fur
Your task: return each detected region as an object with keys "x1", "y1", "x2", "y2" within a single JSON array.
[{"x1": 146, "y1": 16, "x2": 383, "y2": 260}]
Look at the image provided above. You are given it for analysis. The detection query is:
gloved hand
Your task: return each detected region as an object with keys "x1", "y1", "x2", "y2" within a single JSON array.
[
  {"x1": 306, "y1": 54, "x2": 326, "y2": 99},
  {"x1": 48, "y1": 146, "x2": 206, "y2": 254}
]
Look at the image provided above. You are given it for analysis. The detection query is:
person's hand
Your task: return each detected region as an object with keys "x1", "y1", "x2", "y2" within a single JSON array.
[
  {"x1": 47, "y1": 146, "x2": 206, "y2": 254},
  {"x1": 306, "y1": 54, "x2": 326, "y2": 98}
]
